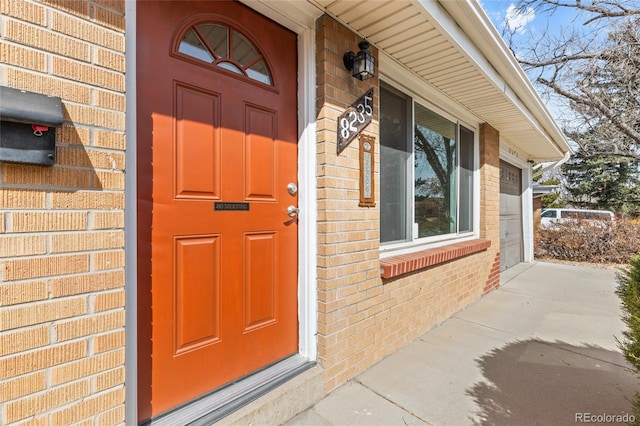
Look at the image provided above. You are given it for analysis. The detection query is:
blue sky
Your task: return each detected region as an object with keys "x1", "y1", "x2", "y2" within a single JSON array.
[{"x1": 479, "y1": 0, "x2": 582, "y2": 37}]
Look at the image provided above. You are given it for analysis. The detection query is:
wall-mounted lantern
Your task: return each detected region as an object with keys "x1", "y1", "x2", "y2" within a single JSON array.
[
  {"x1": 343, "y1": 39, "x2": 375, "y2": 81},
  {"x1": 0, "y1": 86, "x2": 63, "y2": 167}
]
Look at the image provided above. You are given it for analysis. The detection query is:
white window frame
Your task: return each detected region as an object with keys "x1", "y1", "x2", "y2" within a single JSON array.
[{"x1": 379, "y1": 79, "x2": 481, "y2": 258}]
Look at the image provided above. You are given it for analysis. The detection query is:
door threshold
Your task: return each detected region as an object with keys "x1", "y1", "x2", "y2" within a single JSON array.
[{"x1": 146, "y1": 354, "x2": 315, "y2": 425}]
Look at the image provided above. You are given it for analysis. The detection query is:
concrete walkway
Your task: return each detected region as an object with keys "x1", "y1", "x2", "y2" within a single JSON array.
[{"x1": 285, "y1": 262, "x2": 638, "y2": 426}]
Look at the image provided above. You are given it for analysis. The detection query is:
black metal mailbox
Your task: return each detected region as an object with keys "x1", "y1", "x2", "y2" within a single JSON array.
[{"x1": 0, "y1": 86, "x2": 63, "y2": 167}]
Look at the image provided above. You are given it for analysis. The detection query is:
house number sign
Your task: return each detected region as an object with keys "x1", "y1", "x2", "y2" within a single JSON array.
[{"x1": 337, "y1": 88, "x2": 374, "y2": 154}]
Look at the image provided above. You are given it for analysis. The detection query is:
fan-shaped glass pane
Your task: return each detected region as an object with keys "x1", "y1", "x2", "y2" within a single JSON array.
[
  {"x1": 176, "y1": 23, "x2": 272, "y2": 85},
  {"x1": 196, "y1": 24, "x2": 228, "y2": 59},
  {"x1": 178, "y1": 29, "x2": 214, "y2": 63},
  {"x1": 247, "y1": 60, "x2": 271, "y2": 85},
  {"x1": 232, "y1": 31, "x2": 260, "y2": 67},
  {"x1": 217, "y1": 61, "x2": 243, "y2": 75}
]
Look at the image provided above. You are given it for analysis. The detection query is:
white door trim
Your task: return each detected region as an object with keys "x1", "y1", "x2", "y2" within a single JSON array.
[
  {"x1": 124, "y1": 2, "x2": 138, "y2": 425},
  {"x1": 295, "y1": 26, "x2": 318, "y2": 361}
]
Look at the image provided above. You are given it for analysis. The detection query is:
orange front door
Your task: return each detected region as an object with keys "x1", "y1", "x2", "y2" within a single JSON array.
[{"x1": 137, "y1": 1, "x2": 298, "y2": 419}]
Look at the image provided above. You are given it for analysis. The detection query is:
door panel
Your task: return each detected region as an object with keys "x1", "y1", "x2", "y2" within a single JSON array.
[
  {"x1": 245, "y1": 106, "x2": 277, "y2": 200},
  {"x1": 244, "y1": 233, "x2": 277, "y2": 330},
  {"x1": 175, "y1": 84, "x2": 221, "y2": 198},
  {"x1": 137, "y1": 1, "x2": 298, "y2": 419},
  {"x1": 174, "y1": 236, "x2": 221, "y2": 353}
]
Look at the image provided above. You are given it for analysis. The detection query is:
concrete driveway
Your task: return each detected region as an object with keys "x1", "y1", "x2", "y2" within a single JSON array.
[{"x1": 286, "y1": 262, "x2": 638, "y2": 425}]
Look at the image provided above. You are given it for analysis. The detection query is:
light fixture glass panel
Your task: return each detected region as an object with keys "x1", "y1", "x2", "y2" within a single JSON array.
[
  {"x1": 232, "y1": 31, "x2": 260, "y2": 67},
  {"x1": 247, "y1": 60, "x2": 271, "y2": 85},
  {"x1": 353, "y1": 54, "x2": 366, "y2": 76},
  {"x1": 196, "y1": 24, "x2": 228, "y2": 59},
  {"x1": 217, "y1": 61, "x2": 243, "y2": 75},
  {"x1": 178, "y1": 29, "x2": 214, "y2": 63},
  {"x1": 363, "y1": 54, "x2": 375, "y2": 78}
]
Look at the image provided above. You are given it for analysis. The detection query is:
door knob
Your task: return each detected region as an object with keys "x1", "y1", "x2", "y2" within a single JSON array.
[{"x1": 286, "y1": 205, "x2": 300, "y2": 217}]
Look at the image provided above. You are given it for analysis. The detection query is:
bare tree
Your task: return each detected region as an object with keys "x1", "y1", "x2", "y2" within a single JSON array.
[{"x1": 504, "y1": 0, "x2": 640, "y2": 158}]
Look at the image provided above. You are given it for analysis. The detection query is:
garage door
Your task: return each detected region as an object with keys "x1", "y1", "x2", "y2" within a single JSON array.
[{"x1": 500, "y1": 160, "x2": 523, "y2": 271}]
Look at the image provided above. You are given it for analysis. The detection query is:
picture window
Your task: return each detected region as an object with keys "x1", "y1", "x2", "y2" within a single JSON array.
[{"x1": 380, "y1": 83, "x2": 477, "y2": 247}]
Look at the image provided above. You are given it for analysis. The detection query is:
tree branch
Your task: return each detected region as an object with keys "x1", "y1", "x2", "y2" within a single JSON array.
[
  {"x1": 415, "y1": 132, "x2": 447, "y2": 187},
  {"x1": 539, "y1": 77, "x2": 640, "y2": 144},
  {"x1": 525, "y1": 0, "x2": 640, "y2": 23},
  {"x1": 518, "y1": 53, "x2": 601, "y2": 68}
]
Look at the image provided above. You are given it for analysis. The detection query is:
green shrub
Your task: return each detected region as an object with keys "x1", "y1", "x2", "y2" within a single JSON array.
[{"x1": 616, "y1": 255, "x2": 640, "y2": 424}]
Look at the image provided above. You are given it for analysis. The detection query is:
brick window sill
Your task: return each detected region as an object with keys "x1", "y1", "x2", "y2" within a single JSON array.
[{"x1": 379, "y1": 238, "x2": 492, "y2": 279}]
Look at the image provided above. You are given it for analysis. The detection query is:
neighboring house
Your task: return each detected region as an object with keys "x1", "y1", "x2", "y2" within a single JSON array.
[{"x1": 0, "y1": 1, "x2": 571, "y2": 424}]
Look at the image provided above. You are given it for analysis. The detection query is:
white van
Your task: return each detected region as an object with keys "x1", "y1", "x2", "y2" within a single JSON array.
[{"x1": 540, "y1": 208, "x2": 615, "y2": 228}]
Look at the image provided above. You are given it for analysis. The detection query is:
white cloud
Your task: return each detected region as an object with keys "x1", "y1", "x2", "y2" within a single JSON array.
[{"x1": 505, "y1": 4, "x2": 535, "y2": 33}]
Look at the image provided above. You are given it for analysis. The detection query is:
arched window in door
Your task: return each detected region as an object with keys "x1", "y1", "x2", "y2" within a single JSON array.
[{"x1": 175, "y1": 22, "x2": 272, "y2": 85}]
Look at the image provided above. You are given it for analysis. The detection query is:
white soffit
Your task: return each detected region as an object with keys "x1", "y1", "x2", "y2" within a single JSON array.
[
  {"x1": 310, "y1": 0, "x2": 571, "y2": 162},
  {"x1": 240, "y1": 0, "x2": 323, "y2": 32}
]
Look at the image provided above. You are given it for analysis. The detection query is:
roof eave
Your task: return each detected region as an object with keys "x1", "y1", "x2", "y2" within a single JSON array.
[{"x1": 419, "y1": 0, "x2": 573, "y2": 159}]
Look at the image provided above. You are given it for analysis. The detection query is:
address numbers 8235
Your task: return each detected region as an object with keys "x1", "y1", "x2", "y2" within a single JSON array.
[{"x1": 337, "y1": 88, "x2": 373, "y2": 154}]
